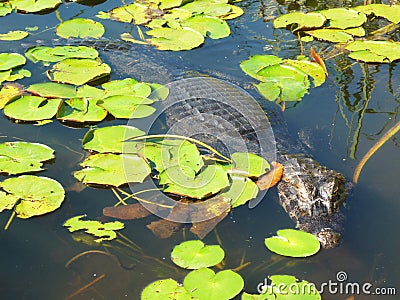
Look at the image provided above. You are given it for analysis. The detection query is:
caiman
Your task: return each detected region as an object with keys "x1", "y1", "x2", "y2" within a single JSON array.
[{"x1": 52, "y1": 38, "x2": 348, "y2": 248}]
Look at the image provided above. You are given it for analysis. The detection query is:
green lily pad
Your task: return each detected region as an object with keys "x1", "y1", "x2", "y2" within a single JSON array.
[
  {"x1": 0, "y1": 3, "x2": 12, "y2": 16},
  {"x1": 74, "y1": 153, "x2": 151, "y2": 186},
  {"x1": 221, "y1": 4, "x2": 244, "y2": 20},
  {"x1": 109, "y1": 3, "x2": 151, "y2": 25},
  {"x1": 9, "y1": 0, "x2": 62, "y2": 13},
  {"x1": 159, "y1": 0, "x2": 184, "y2": 10},
  {"x1": 222, "y1": 175, "x2": 259, "y2": 208},
  {"x1": 147, "y1": 27, "x2": 205, "y2": 51},
  {"x1": 171, "y1": 240, "x2": 225, "y2": 269},
  {"x1": 240, "y1": 55, "x2": 283, "y2": 81},
  {"x1": 180, "y1": 0, "x2": 232, "y2": 17},
  {"x1": 0, "y1": 142, "x2": 54, "y2": 175},
  {"x1": 0, "y1": 30, "x2": 29, "y2": 41},
  {"x1": 0, "y1": 53, "x2": 26, "y2": 71},
  {"x1": 56, "y1": 98, "x2": 108, "y2": 123},
  {"x1": 82, "y1": 125, "x2": 145, "y2": 153},
  {"x1": 97, "y1": 95, "x2": 155, "y2": 119},
  {"x1": 319, "y1": 8, "x2": 366, "y2": 29},
  {"x1": 183, "y1": 268, "x2": 244, "y2": 300},
  {"x1": 76, "y1": 85, "x2": 106, "y2": 99},
  {"x1": 27, "y1": 82, "x2": 78, "y2": 98},
  {"x1": 141, "y1": 279, "x2": 196, "y2": 300},
  {"x1": 56, "y1": 18, "x2": 105, "y2": 39},
  {"x1": 305, "y1": 28, "x2": 353, "y2": 43},
  {"x1": 4, "y1": 96, "x2": 62, "y2": 121},
  {"x1": 102, "y1": 79, "x2": 152, "y2": 98},
  {"x1": 47, "y1": 58, "x2": 111, "y2": 85},
  {"x1": 255, "y1": 81, "x2": 281, "y2": 102},
  {"x1": 284, "y1": 59, "x2": 326, "y2": 87},
  {"x1": 264, "y1": 229, "x2": 320, "y2": 257},
  {"x1": 345, "y1": 40, "x2": 400, "y2": 63},
  {"x1": 0, "y1": 84, "x2": 24, "y2": 109},
  {"x1": 0, "y1": 68, "x2": 31, "y2": 84},
  {"x1": 25, "y1": 46, "x2": 99, "y2": 63},
  {"x1": 231, "y1": 152, "x2": 270, "y2": 177},
  {"x1": 265, "y1": 275, "x2": 321, "y2": 299},
  {"x1": 64, "y1": 215, "x2": 124, "y2": 243},
  {"x1": 181, "y1": 15, "x2": 230, "y2": 39},
  {"x1": 355, "y1": 4, "x2": 400, "y2": 24},
  {"x1": 273, "y1": 12, "x2": 326, "y2": 30},
  {"x1": 0, "y1": 175, "x2": 65, "y2": 218},
  {"x1": 147, "y1": 83, "x2": 169, "y2": 101}
]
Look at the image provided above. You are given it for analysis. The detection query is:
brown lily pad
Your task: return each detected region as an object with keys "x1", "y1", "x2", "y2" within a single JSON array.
[
  {"x1": 256, "y1": 161, "x2": 284, "y2": 190},
  {"x1": 147, "y1": 219, "x2": 182, "y2": 239},
  {"x1": 190, "y1": 207, "x2": 230, "y2": 239},
  {"x1": 103, "y1": 203, "x2": 152, "y2": 220}
]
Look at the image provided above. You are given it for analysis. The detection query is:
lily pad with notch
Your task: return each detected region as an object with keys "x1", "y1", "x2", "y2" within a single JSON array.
[
  {"x1": 345, "y1": 40, "x2": 400, "y2": 63},
  {"x1": 180, "y1": 15, "x2": 230, "y2": 39},
  {"x1": 319, "y1": 8, "x2": 367, "y2": 29},
  {"x1": 273, "y1": 12, "x2": 326, "y2": 30},
  {"x1": 147, "y1": 27, "x2": 205, "y2": 51},
  {"x1": 355, "y1": 4, "x2": 400, "y2": 24},
  {"x1": 56, "y1": 98, "x2": 108, "y2": 123},
  {"x1": 97, "y1": 95, "x2": 156, "y2": 119},
  {"x1": 263, "y1": 275, "x2": 321, "y2": 299},
  {"x1": 56, "y1": 18, "x2": 105, "y2": 39}
]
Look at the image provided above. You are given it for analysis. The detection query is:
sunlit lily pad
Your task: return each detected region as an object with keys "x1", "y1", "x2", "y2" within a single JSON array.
[
  {"x1": 47, "y1": 58, "x2": 111, "y2": 85},
  {"x1": 222, "y1": 175, "x2": 259, "y2": 208},
  {"x1": 0, "y1": 3, "x2": 12, "y2": 16},
  {"x1": 273, "y1": 12, "x2": 326, "y2": 30},
  {"x1": 82, "y1": 125, "x2": 145, "y2": 153},
  {"x1": 0, "y1": 84, "x2": 24, "y2": 109},
  {"x1": 141, "y1": 279, "x2": 195, "y2": 300},
  {"x1": 0, "y1": 53, "x2": 26, "y2": 71},
  {"x1": 56, "y1": 18, "x2": 105, "y2": 39},
  {"x1": 264, "y1": 229, "x2": 320, "y2": 257},
  {"x1": 221, "y1": 4, "x2": 244, "y2": 20},
  {"x1": 4, "y1": 96, "x2": 62, "y2": 121},
  {"x1": 3, "y1": 68, "x2": 31, "y2": 83},
  {"x1": 9, "y1": 0, "x2": 62, "y2": 13},
  {"x1": 171, "y1": 240, "x2": 225, "y2": 269},
  {"x1": 0, "y1": 175, "x2": 64, "y2": 218},
  {"x1": 264, "y1": 275, "x2": 321, "y2": 299},
  {"x1": 0, "y1": 30, "x2": 28, "y2": 41},
  {"x1": 97, "y1": 95, "x2": 155, "y2": 119},
  {"x1": 355, "y1": 4, "x2": 400, "y2": 24},
  {"x1": 25, "y1": 46, "x2": 98, "y2": 63},
  {"x1": 109, "y1": 3, "x2": 152, "y2": 24},
  {"x1": 147, "y1": 27, "x2": 204, "y2": 51},
  {"x1": 180, "y1": 0, "x2": 232, "y2": 17},
  {"x1": 305, "y1": 28, "x2": 353, "y2": 43},
  {"x1": 284, "y1": 59, "x2": 326, "y2": 87},
  {"x1": 162, "y1": 165, "x2": 229, "y2": 199},
  {"x1": 345, "y1": 40, "x2": 400, "y2": 63},
  {"x1": 319, "y1": 8, "x2": 366, "y2": 29},
  {"x1": 231, "y1": 152, "x2": 270, "y2": 177},
  {"x1": 183, "y1": 268, "x2": 244, "y2": 300},
  {"x1": 181, "y1": 15, "x2": 230, "y2": 39},
  {"x1": 56, "y1": 98, "x2": 108, "y2": 123},
  {"x1": 64, "y1": 215, "x2": 124, "y2": 243},
  {"x1": 27, "y1": 82, "x2": 78, "y2": 98},
  {"x1": 0, "y1": 142, "x2": 54, "y2": 175},
  {"x1": 74, "y1": 153, "x2": 151, "y2": 186},
  {"x1": 102, "y1": 79, "x2": 152, "y2": 98},
  {"x1": 240, "y1": 55, "x2": 283, "y2": 81}
]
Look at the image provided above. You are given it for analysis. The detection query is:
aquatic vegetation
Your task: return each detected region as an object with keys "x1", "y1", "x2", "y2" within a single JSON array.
[
  {"x1": 64, "y1": 215, "x2": 124, "y2": 243},
  {"x1": 25, "y1": 45, "x2": 99, "y2": 63},
  {"x1": 56, "y1": 18, "x2": 105, "y2": 39},
  {"x1": 264, "y1": 229, "x2": 320, "y2": 257},
  {"x1": 0, "y1": 52, "x2": 31, "y2": 84},
  {"x1": 0, "y1": 30, "x2": 28, "y2": 41}
]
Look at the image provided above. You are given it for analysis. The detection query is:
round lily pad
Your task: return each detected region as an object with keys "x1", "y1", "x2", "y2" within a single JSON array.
[
  {"x1": 355, "y1": 4, "x2": 400, "y2": 24},
  {"x1": 171, "y1": 240, "x2": 225, "y2": 269},
  {"x1": 232, "y1": 152, "x2": 270, "y2": 177},
  {"x1": 345, "y1": 40, "x2": 400, "y2": 63},
  {"x1": 273, "y1": 12, "x2": 326, "y2": 30},
  {"x1": 47, "y1": 58, "x2": 111, "y2": 85},
  {"x1": 319, "y1": 8, "x2": 367, "y2": 29},
  {"x1": 0, "y1": 175, "x2": 65, "y2": 219},
  {"x1": 266, "y1": 275, "x2": 321, "y2": 299},
  {"x1": 183, "y1": 268, "x2": 244, "y2": 300},
  {"x1": 25, "y1": 46, "x2": 99, "y2": 63},
  {"x1": 0, "y1": 142, "x2": 54, "y2": 175},
  {"x1": 0, "y1": 53, "x2": 26, "y2": 71},
  {"x1": 264, "y1": 229, "x2": 320, "y2": 257},
  {"x1": 56, "y1": 18, "x2": 105, "y2": 39},
  {"x1": 4, "y1": 96, "x2": 62, "y2": 121},
  {"x1": 10, "y1": 0, "x2": 62, "y2": 13},
  {"x1": 97, "y1": 95, "x2": 155, "y2": 119},
  {"x1": 180, "y1": 0, "x2": 232, "y2": 17},
  {"x1": 181, "y1": 15, "x2": 230, "y2": 39},
  {"x1": 147, "y1": 27, "x2": 205, "y2": 51},
  {"x1": 304, "y1": 28, "x2": 354, "y2": 43},
  {"x1": 56, "y1": 98, "x2": 108, "y2": 123},
  {"x1": 0, "y1": 30, "x2": 29, "y2": 41},
  {"x1": 141, "y1": 278, "x2": 195, "y2": 300}
]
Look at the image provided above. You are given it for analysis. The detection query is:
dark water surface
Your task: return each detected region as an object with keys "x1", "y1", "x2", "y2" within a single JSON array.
[{"x1": 0, "y1": 1, "x2": 399, "y2": 299}]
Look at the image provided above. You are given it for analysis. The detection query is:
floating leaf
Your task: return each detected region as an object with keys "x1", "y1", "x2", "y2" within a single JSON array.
[
  {"x1": 103, "y1": 203, "x2": 152, "y2": 220},
  {"x1": 4, "y1": 96, "x2": 62, "y2": 121},
  {"x1": 74, "y1": 153, "x2": 151, "y2": 186},
  {"x1": 264, "y1": 275, "x2": 321, "y2": 299},
  {"x1": 0, "y1": 175, "x2": 65, "y2": 218},
  {"x1": 0, "y1": 84, "x2": 24, "y2": 109},
  {"x1": 273, "y1": 12, "x2": 326, "y2": 30},
  {"x1": 102, "y1": 79, "x2": 152, "y2": 98},
  {"x1": 141, "y1": 279, "x2": 195, "y2": 300},
  {"x1": 56, "y1": 98, "x2": 108, "y2": 123},
  {"x1": 0, "y1": 142, "x2": 54, "y2": 175},
  {"x1": 285, "y1": 59, "x2": 326, "y2": 87},
  {"x1": 0, "y1": 53, "x2": 26, "y2": 71},
  {"x1": 0, "y1": 3, "x2": 12, "y2": 16},
  {"x1": 25, "y1": 46, "x2": 99, "y2": 63},
  {"x1": 64, "y1": 215, "x2": 124, "y2": 242},
  {"x1": 221, "y1": 4, "x2": 244, "y2": 20},
  {"x1": 183, "y1": 268, "x2": 244, "y2": 300},
  {"x1": 147, "y1": 27, "x2": 204, "y2": 51},
  {"x1": 240, "y1": 55, "x2": 283, "y2": 81},
  {"x1": 9, "y1": 0, "x2": 62, "y2": 13},
  {"x1": 305, "y1": 28, "x2": 354, "y2": 43},
  {"x1": 222, "y1": 175, "x2": 259, "y2": 208},
  {"x1": 264, "y1": 229, "x2": 320, "y2": 257},
  {"x1": 181, "y1": 15, "x2": 230, "y2": 39},
  {"x1": 171, "y1": 240, "x2": 225, "y2": 269},
  {"x1": 180, "y1": 0, "x2": 232, "y2": 17},
  {"x1": 109, "y1": 3, "x2": 152, "y2": 24},
  {"x1": 162, "y1": 165, "x2": 229, "y2": 199},
  {"x1": 345, "y1": 40, "x2": 400, "y2": 63},
  {"x1": 0, "y1": 30, "x2": 28, "y2": 41},
  {"x1": 56, "y1": 18, "x2": 105, "y2": 39},
  {"x1": 355, "y1": 4, "x2": 400, "y2": 24},
  {"x1": 4, "y1": 68, "x2": 31, "y2": 82},
  {"x1": 256, "y1": 161, "x2": 283, "y2": 190},
  {"x1": 47, "y1": 58, "x2": 111, "y2": 85},
  {"x1": 231, "y1": 152, "x2": 270, "y2": 177},
  {"x1": 82, "y1": 125, "x2": 145, "y2": 153},
  {"x1": 319, "y1": 8, "x2": 366, "y2": 29},
  {"x1": 97, "y1": 95, "x2": 156, "y2": 119},
  {"x1": 28, "y1": 82, "x2": 78, "y2": 98}
]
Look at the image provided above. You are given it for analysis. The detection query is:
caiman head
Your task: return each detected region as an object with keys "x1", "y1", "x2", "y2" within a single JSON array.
[{"x1": 277, "y1": 156, "x2": 348, "y2": 249}]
